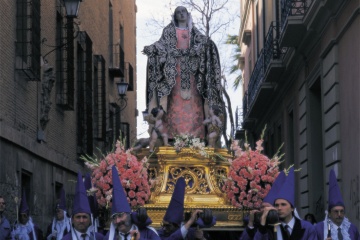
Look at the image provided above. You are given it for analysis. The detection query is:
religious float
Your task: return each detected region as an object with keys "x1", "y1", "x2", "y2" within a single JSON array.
[{"x1": 84, "y1": 133, "x2": 282, "y2": 233}]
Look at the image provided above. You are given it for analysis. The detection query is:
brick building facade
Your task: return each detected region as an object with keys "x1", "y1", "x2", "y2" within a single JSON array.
[{"x1": 0, "y1": 0, "x2": 137, "y2": 231}]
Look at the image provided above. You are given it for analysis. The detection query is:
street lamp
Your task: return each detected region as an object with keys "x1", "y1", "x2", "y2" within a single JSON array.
[
  {"x1": 116, "y1": 81, "x2": 129, "y2": 111},
  {"x1": 63, "y1": 0, "x2": 81, "y2": 18},
  {"x1": 42, "y1": 0, "x2": 81, "y2": 61}
]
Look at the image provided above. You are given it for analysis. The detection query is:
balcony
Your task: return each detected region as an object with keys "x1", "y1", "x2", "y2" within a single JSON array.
[
  {"x1": 242, "y1": 22, "x2": 286, "y2": 123},
  {"x1": 243, "y1": 49, "x2": 274, "y2": 121},
  {"x1": 263, "y1": 22, "x2": 286, "y2": 83},
  {"x1": 109, "y1": 43, "x2": 125, "y2": 78},
  {"x1": 279, "y1": 0, "x2": 314, "y2": 47}
]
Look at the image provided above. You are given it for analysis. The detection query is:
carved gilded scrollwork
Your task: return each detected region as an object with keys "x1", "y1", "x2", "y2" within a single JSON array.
[
  {"x1": 166, "y1": 167, "x2": 210, "y2": 194},
  {"x1": 209, "y1": 166, "x2": 228, "y2": 194}
]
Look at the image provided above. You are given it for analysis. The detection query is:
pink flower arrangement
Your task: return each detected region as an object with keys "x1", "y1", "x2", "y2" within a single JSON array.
[
  {"x1": 223, "y1": 133, "x2": 282, "y2": 209},
  {"x1": 83, "y1": 140, "x2": 151, "y2": 208}
]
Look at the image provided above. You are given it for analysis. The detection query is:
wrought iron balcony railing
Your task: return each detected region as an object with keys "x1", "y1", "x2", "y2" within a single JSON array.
[
  {"x1": 280, "y1": 0, "x2": 314, "y2": 31},
  {"x1": 263, "y1": 22, "x2": 281, "y2": 71},
  {"x1": 243, "y1": 22, "x2": 288, "y2": 119},
  {"x1": 243, "y1": 91, "x2": 248, "y2": 120},
  {"x1": 247, "y1": 50, "x2": 265, "y2": 108},
  {"x1": 235, "y1": 106, "x2": 243, "y2": 131}
]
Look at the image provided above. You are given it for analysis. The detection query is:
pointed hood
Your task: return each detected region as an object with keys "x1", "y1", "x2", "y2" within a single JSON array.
[
  {"x1": 19, "y1": 189, "x2": 29, "y2": 214},
  {"x1": 263, "y1": 171, "x2": 286, "y2": 205},
  {"x1": 72, "y1": 172, "x2": 91, "y2": 215},
  {"x1": 275, "y1": 168, "x2": 295, "y2": 207},
  {"x1": 84, "y1": 173, "x2": 99, "y2": 217},
  {"x1": 111, "y1": 166, "x2": 131, "y2": 215},
  {"x1": 163, "y1": 177, "x2": 186, "y2": 225},
  {"x1": 56, "y1": 187, "x2": 67, "y2": 211},
  {"x1": 328, "y1": 169, "x2": 345, "y2": 211}
]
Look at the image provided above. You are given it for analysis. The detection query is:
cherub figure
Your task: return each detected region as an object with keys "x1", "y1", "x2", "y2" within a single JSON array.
[
  {"x1": 203, "y1": 106, "x2": 222, "y2": 148},
  {"x1": 149, "y1": 106, "x2": 170, "y2": 152}
]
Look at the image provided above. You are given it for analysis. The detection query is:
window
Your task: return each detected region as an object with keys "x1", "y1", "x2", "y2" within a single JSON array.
[
  {"x1": 21, "y1": 170, "x2": 32, "y2": 207},
  {"x1": 76, "y1": 32, "x2": 94, "y2": 157},
  {"x1": 94, "y1": 55, "x2": 106, "y2": 141},
  {"x1": 107, "y1": 104, "x2": 122, "y2": 149},
  {"x1": 126, "y1": 62, "x2": 134, "y2": 91},
  {"x1": 120, "y1": 24, "x2": 125, "y2": 73},
  {"x1": 120, "y1": 122, "x2": 130, "y2": 149},
  {"x1": 16, "y1": 0, "x2": 41, "y2": 81},
  {"x1": 55, "y1": 1, "x2": 77, "y2": 110}
]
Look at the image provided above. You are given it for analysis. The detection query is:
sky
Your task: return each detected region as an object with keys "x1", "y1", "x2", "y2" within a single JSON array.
[{"x1": 135, "y1": 0, "x2": 242, "y2": 142}]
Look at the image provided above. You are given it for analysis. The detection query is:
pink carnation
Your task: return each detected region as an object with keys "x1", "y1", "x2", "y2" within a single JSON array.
[
  {"x1": 223, "y1": 138, "x2": 280, "y2": 209},
  {"x1": 84, "y1": 141, "x2": 151, "y2": 208},
  {"x1": 128, "y1": 190, "x2": 136, "y2": 198}
]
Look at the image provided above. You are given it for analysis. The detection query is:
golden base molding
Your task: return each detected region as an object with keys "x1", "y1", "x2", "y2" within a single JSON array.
[{"x1": 136, "y1": 147, "x2": 245, "y2": 230}]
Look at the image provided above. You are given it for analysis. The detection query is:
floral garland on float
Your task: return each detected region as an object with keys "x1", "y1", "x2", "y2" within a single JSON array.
[
  {"x1": 81, "y1": 140, "x2": 151, "y2": 208},
  {"x1": 222, "y1": 127, "x2": 283, "y2": 209}
]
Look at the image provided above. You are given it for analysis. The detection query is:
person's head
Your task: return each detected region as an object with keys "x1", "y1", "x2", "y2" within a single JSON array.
[
  {"x1": 274, "y1": 199, "x2": 294, "y2": 223},
  {"x1": 173, "y1": 6, "x2": 188, "y2": 26},
  {"x1": 19, "y1": 212, "x2": 30, "y2": 225},
  {"x1": 304, "y1": 213, "x2": 317, "y2": 224},
  {"x1": 111, "y1": 212, "x2": 132, "y2": 233},
  {"x1": 55, "y1": 208, "x2": 65, "y2": 221},
  {"x1": 72, "y1": 213, "x2": 91, "y2": 233},
  {"x1": 18, "y1": 190, "x2": 30, "y2": 225},
  {"x1": 327, "y1": 169, "x2": 345, "y2": 226},
  {"x1": 0, "y1": 196, "x2": 5, "y2": 214},
  {"x1": 328, "y1": 206, "x2": 345, "y2": 226},
  {"x1": 161, "y1": 220, "x2": 180, "y2": 235},
  {"x1": 110, "y1": 166, "x2": 133, "y2": 233},
  {"x1": 72, "y1": 172, "x2": 92, "y2": 232},
  {"x1": 162, "y1": 178, "x2": 185, "y2": 235}
]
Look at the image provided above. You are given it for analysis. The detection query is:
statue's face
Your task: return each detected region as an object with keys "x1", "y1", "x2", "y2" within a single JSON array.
[{"x1": 174, "y1": 6, "x2": 188, "y2": 23}]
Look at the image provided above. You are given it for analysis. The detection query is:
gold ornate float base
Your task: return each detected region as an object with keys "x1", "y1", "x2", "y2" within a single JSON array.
[{"x1": 137, "y1": 147, "x2": 245, "y2": 230}]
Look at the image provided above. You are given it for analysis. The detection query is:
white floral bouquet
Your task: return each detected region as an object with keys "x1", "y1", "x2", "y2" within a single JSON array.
[{"x1": 173, "y1": 134, "x2": 208, "y2": 157}]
